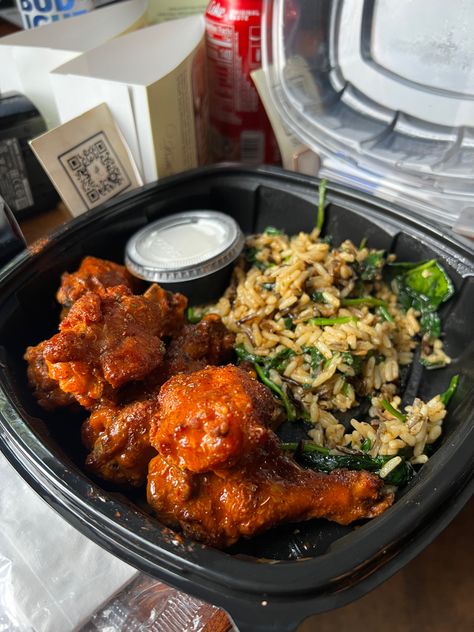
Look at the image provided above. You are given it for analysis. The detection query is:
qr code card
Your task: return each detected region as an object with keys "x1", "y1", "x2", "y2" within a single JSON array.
[
  {"x1": 30, "y1": 104, "x2": 142, "y2": 217},
  {"x1": 59, "y1": 132, "x2": 131, "y2": 208}
]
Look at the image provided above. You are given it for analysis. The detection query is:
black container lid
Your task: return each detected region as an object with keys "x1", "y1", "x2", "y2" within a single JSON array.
[{"x1": 125, "y1": 210, "x2": 245, "y2": 283}]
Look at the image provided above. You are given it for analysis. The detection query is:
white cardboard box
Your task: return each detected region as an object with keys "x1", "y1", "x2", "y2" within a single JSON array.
[
  {"x1": 0, "y1": 0, "x2": 149, "y2": 128},
  {"x1": 50, "y1": 15, "x2": 208, "y2": 182}
]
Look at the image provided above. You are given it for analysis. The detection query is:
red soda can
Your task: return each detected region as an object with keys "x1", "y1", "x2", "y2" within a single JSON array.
[{"x1": 205, "y1": 0, "x2": 280, "y2": 165}]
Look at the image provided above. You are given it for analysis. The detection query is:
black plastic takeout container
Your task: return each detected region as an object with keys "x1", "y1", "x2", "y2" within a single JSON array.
[{"x1": 0, "y1": 166, "x2": 473, "y2": 632}]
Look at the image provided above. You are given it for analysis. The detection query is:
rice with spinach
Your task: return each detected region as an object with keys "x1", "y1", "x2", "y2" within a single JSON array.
[{"x1": 208, "y1": 224, "x2": 456, "y2": 479}]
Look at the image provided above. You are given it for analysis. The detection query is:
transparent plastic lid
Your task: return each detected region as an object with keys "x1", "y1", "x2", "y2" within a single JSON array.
[
  {"x1": 125, "y1": 211, "x2": 245, "y2": 283},
  {"x1": 262, "y1": 0, "x2": 474, "y2": 227}
]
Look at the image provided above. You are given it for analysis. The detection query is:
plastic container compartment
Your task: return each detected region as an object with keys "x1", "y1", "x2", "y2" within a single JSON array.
[
  {"x1": 0, "y1": 166, "x2": 473, "y2": 632},
  {"x1": 262, "y1": 0, "x2": 474, "y2": 230}
]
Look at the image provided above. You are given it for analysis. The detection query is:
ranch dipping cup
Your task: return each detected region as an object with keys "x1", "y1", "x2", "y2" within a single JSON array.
[{"x1": 16, "y1": 0, "x2": 93, "y2": 29}]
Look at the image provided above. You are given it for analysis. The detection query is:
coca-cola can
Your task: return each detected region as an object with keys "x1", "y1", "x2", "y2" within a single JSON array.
[{"x1": 205, "y1": 0, "x2": 280, "y2": 165}]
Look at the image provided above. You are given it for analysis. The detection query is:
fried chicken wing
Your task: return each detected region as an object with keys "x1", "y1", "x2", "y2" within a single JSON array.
[
  {"x1": 24, "y1": 341, "x2": 76, "y2": 411},
  {"x1": 42, "y1": 286, "x2": 168, "y2": 408},
  {"x1": 162, "y1": 313, "x2": 235, "y2": 379},
  {"x1": 82, "y1": 399, "x2": 158, "y2": 487},
  {"x1": 56, "y1": 256, "x2": 139, "y2": 310},
  {"x1": 148, "y1": 365, "x2": 393, "y2": 548},
  {"x1": 152, "y1": 364, "x2": 274, "y2": 472},
  {"x1": 142, "y1": 284, "x2": 187, "y2": 339},
  {"x1": 123, "y1": 313, "x2": 236, "y2": 402}
]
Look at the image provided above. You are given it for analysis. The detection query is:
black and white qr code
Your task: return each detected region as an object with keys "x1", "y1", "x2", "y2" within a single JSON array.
[{"x1": 59, "y1": 132, "x2": 132, "y2": 209}]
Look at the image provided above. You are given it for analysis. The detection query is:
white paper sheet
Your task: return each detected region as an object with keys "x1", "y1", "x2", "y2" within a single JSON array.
[{"x1": 0, "y1": 453, "x2": 138, "y2": 632}]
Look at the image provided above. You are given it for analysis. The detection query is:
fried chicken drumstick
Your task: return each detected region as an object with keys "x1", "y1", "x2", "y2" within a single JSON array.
[{"x1": 148, "y1": 365, "x2": 393, "y2": 548}]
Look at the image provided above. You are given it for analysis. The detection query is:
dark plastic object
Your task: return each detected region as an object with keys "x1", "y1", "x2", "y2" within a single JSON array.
[
  {"x1": 0, "y1": 166, "x2": 472, "y2": 632},
  {"x1": 0, "y1": 194, "x2": 26, "y2": 266},
  {"x1": 0, "y1": 92, "x2": 59, "y2": 218},
  {"x1": 158, "y1": 264, "x2": 237, "y2": 305}
]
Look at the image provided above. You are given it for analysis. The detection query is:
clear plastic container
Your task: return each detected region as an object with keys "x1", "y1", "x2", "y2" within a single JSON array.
[{"x1": 261, "y1": 0, "x2": 474, "y2": 228}]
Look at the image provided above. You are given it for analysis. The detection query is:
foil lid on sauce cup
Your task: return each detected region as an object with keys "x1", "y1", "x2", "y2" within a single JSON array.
[{"x1": 125, "y1": 210, "x2": 245, "y2": 302}]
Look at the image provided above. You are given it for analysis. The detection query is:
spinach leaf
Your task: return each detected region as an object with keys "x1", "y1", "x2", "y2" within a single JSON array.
[
  {"x1": 419, "y1": 311, "x2": 441, "y2": 339},
  {"x1": 234, "y1": 344, "x2": 260, "y2": 364},
  {"x1": 234, "y1": 345, "x2": 296, "y2": 420},
  {"x1": 377, "y1": 304, "x2": 394, "y2": 323},
  {"x1": 341, "y1": 296, "x2": 387, "y2": 308},
  {"x1": 393, "y1": 259, "x2": 454, "y2": 339},
  {"x1": 302, "y1": 346, "x2": 325, "y2": 373},
  {"x1": 281, "y1": 442, "x2": 415, "y2": 486},
  {"x1": 308, "y1": 316, "x2": 357, "y2": 326},
  {"x1": 341, "y1": 352, "x2": 362, "y2": 375},
  {"x1": 234, "y1": 345, "x2": 295, "y2": 372},
  {"x1": 320, "y1": 235, "x2": 333, "y2": 246},
  {"x1": 253, "y1": 364, "x2": 297, "y2": 421},
  {"x1": 261, "y1": 282, "x2": 275, "y2": 291},
  {"x1": 401, "y1": 260, "x2": 454, "y2": 310},
  {"x1": 341, "y1": 381, "x2": 353, "y2": 397},
  {"x1": 381, "y1": 399, "x2": 407, "y2": 422},
  {"x1": 265, "y1": 348, "x2": 296, "y2": 372},
  {"x1": 361, "y1": 437, "x2": 372, "y2": 452},
  {"x1": 387, "y1": 261, "x2": 421, "y2": 270},
  {"x1": 311, "y1": 291, "x2": 327, "y2": 303},
  {"x1": 245, "y1": 247, "x2": 271, "y2": 271},
  {"x1": 356, "y1": 250, "x2": 386, "y2": 281},
  {"x1": 419, "y1": 357, "x2": 445, "y2": 369},
  {"x1": 340, "y1": 296, "x2": 394, "y2": 322}
]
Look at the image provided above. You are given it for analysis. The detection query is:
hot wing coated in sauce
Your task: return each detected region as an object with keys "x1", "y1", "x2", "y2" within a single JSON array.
[
  {"x1": 82, "y1": 399, "x2": 158, "y2": 487},
  {"x1": 26, "y1": 257, "x2": 186, "y2": 411},
  {"x1": 141, "y1": 284, "x2": 187, "y2": 339},
  {"x1": 41, "y1": 286, "x2": 168, "y2": 408},
  {"x1": 162, "y1": 313, "x2": 235, "y2": 380},
  {"x1": 57, "y1": 256, "x2": 139, "y2": 310},
  {"x1": 24, "y1": 341, "x2": 77, "y2": 411},
  {"x1": 148, "y1": 365, "x2": 393, "y2": 548},
  {"x1": 152, "y1": 363, "x2": 275, "y2": 473}
]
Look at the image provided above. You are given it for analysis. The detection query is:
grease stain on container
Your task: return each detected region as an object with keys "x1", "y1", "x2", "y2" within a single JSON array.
[{"x1": 125, "y1": 210, "x2": 245, "y2": 304}]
